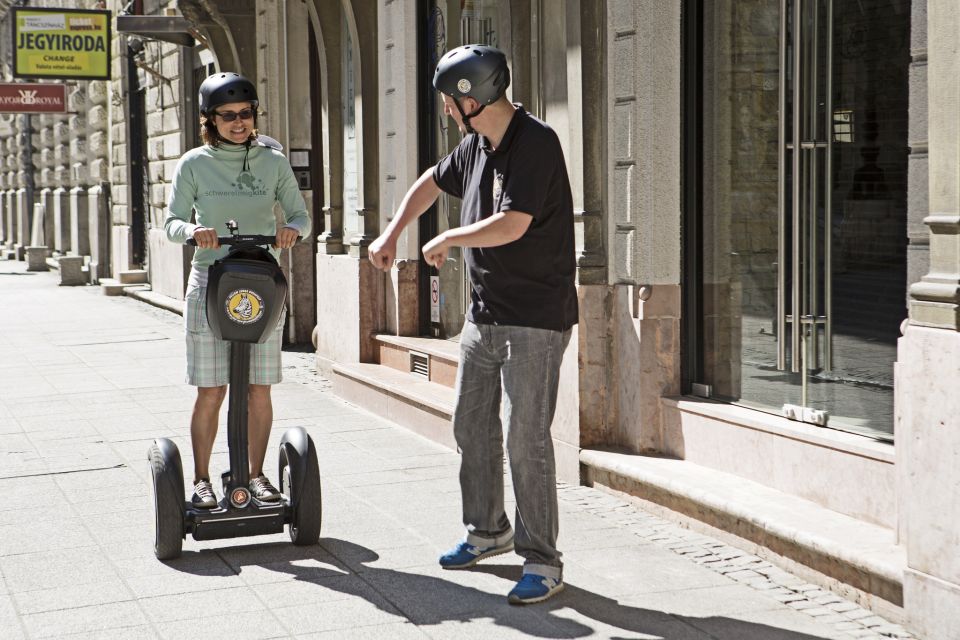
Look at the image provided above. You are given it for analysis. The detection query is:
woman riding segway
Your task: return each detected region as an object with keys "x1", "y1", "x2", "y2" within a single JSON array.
[{"x1": 163, "y1": 72, "x2": 311, "y2": 510}]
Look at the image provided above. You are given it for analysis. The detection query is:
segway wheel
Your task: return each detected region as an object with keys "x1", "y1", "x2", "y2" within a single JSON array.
[
  {"x1": 148, "y1": 439, "x2": 185, "y2": 560},
  {"x1": 279, "y1": 428, "x2": 322, "y2": 545}
]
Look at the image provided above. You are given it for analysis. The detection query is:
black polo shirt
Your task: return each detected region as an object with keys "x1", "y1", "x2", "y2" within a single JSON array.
[{"x1": 433, "y1": 105, "x2": 578, "y2": 332}]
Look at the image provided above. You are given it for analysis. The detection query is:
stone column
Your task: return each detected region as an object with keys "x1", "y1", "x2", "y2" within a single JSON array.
[
  {"x1": 0, "y1": 184, "x2": 5, "y2": 248},
  {"x1": 87, "y1": 81, "x2": 110, "y2": 281},
  {"x1": 254, "y1": 0, "x2": 321, "y2": 344},
  {"x1": 377, "y1": 0, "x2": 419, "y2": 336},
  {"x1": 15, "y1": 116, "x2": 41, "y2": 253},
  {"x1": 15, "y1": 187, "x2": 29, "y2": 256},
  {"x1": 1, "y1": 132, "x2": 6, "y2": 244},
  {"x1": 36, "y1": 115, "x2": 55, "y2": 250},
  {"x1": 5, "y1": 132, "x2": 18, "y2": 248},
  {"x1": 87, "y1": 183, "x2": 110, "y2": 283},
  {"x1": 345, "y1": 0, "x2": 378, "y2": 258},
  {"x1": 896, "y1": 1, "x2": 960, "y2": 638},
  {"x1": 38, "y1": 187, "x2": 54, "y2": 249},
  {"x1": 69, "y1": 85, "x2": 90, "y2": 257},
  {"x1": 4, "y1": 189, "x2": 15, "y2": 250},
  {"x1": 314, "y1": 0, "x2": 384, "y2": 370},
  {"x1": 52, "y1": 114, "x2": 71, "y2": 253},
  {"x1": 315, "y1": 0, "x2": 345, "y2": 256},
  {"x1": 581, "y1": 0, "x2": 682, "y2": 456},
  {"x1": 0, "y1": 118, "x2": 8, "y2": 246}
]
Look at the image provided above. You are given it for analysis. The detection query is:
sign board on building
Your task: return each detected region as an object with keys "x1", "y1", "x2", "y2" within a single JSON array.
[
  {"x1": 430, "y1": 276, "x2": 440, "y2": 323},
  {"x1": 12, "y1": 8, "x2": 111, "y2": 80},
  {"x1": 290, "y1": 149, "x2": 311, "y2": 190},
  {"x1": 0, "y1": 83, "x2": 67, "y2": 113}
]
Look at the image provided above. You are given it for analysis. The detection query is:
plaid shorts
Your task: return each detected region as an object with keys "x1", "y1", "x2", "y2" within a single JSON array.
[{"x1": 184, "y1": 285, "x2": 285, "y2": 387}]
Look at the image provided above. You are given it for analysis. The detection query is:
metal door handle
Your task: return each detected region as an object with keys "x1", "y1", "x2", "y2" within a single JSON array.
[{"x1": 777, "y1": 0, "x2": 788, "y2": 371}]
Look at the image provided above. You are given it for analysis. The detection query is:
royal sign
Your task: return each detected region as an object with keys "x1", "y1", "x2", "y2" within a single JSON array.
[
  {"x1": 12, "y1": 8, "x2": 111, "y2": 80},
  {"x1": 0, "y1": 83, "x2": 67, "y2": 114}
]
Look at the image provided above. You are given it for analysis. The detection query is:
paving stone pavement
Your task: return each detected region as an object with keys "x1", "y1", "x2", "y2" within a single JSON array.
[{"x1": 0, "y1": 259, "x2": 917, "y2": 639}]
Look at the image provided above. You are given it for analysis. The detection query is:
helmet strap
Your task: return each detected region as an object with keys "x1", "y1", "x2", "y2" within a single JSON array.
[{"x1": 453, "y1": 97, "x2": 485, "y2": 135}]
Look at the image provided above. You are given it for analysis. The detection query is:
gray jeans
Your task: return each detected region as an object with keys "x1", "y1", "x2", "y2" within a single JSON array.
[{"x1": 453, "y1": 320, "x2": 571, "y2": 580}]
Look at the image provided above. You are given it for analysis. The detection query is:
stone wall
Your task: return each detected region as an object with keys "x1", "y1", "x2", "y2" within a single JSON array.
[
  {"x1": 140, "y1": 12, "x2": 193, "y2": 298},
  {"x1": 0, "y1": 1, "x2": 109, "y2": 273},
  {"x1": 897, "y1": 0, "x2": 960, "y2": 636}
]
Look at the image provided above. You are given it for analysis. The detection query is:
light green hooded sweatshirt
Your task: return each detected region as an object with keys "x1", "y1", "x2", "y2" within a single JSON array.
[{"x1": 164, "y1": 139, "x2": 311, "y2": 277}]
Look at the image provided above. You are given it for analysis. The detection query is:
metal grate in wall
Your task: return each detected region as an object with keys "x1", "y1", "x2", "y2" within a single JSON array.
[{"x1": 410, "y1": 351, "x2": 430, "y2": 380}]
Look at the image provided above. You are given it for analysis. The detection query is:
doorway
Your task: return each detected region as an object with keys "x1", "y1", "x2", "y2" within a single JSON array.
[{"x1": 698, "y1": 0, "x2": 910, "y2": 440}]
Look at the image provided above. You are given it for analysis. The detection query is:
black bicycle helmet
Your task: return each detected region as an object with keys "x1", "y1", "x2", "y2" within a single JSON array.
[
  {"x1": 433, "y1": 44, "x2": 509, "y2": 133},
  {"x1": 198, "y1": 72, "x2": 259, "y2": 114}
]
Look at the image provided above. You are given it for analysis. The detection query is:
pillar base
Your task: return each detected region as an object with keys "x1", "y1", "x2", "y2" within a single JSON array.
[
  {"x1": 904, "y1": 568, "x2": 960, "y2": 640},
  {"x1": 58, "y1": 255, "x2": 86, "y2": 286},
  {"x1": 25, "y1": 246, "x2": 48, "y2": 271}
]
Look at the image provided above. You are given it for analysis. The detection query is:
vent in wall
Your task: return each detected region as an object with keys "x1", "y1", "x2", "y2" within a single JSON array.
[{"x1": 410, "y1": 351, "x2": 430, "y2": 379}]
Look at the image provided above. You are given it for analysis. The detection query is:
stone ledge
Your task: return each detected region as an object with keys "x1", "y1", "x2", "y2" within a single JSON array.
[
  {"x1": 123, "y1": 285, "x2": 184, "y2": 316},
  {"x1": 99, "y1": 278, "x2": 146, "y2": 296},
  {"x1": 580, "y1": 449, "x2": 906, "y2": 616},
  {"x1": 118, "y1": 269, "x2": 148, "y2": 284},
  {"x1": 664, "y1": 396, "x2": 896, "y2": 463}
]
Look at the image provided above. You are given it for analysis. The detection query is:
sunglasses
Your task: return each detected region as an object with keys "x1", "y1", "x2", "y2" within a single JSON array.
[{"x1": 213, "y1": 108, "x2": 255, "y2": 122}]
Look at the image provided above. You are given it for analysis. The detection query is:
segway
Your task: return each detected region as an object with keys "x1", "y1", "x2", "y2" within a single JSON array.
[{"x1": 148, "y1": 221, "x2": 321, "y2": 560}]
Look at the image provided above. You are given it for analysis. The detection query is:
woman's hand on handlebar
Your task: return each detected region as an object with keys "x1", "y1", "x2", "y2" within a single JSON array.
[
  {"x1": 274, "y1": 226, "x2": 300, "y2": 249},
  {"x1": 192, "y1": 227, "x2": 219, "y2": 249}
]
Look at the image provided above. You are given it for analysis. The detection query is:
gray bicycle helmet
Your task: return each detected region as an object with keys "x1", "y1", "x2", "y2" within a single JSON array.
[
  {"x1": 433, "y1": 44, "x2": 509, "y2": 133},
  {"x1": 198, "y1": 72, "x2": 259, "y2": 114}
]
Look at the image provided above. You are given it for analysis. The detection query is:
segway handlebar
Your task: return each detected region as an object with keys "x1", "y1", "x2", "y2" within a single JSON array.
[{"x1": 186, "y1": 235, "x2": 277, "y2": 246}]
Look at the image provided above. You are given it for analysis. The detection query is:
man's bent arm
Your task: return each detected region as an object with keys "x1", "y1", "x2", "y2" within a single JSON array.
[
  {"x1": 369, "y1": 168, "x2": 443, "y2": 270},
  {"x1": 443, "y1": 210, "x2": 533, "y2": 248},
  {"x1": 383, "y1": 168, "x2": 443, "y2": 240}
]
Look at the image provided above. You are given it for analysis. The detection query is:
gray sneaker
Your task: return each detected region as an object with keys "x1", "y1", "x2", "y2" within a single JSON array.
[
  {"x1": 191, "y1": 479, "x2": 217, "y2": 509},
  {"x1": 249, "y1": 474, "x2": 281, "y2": 502}
]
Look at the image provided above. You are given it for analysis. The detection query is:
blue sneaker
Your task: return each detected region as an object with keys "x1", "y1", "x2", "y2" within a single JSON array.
[
  {"x1": 439, "y1": 537, "x2": 514, "y2": 569},
  {"x1": 508, "y1": 573, "x2": 564, "y2": 604}
]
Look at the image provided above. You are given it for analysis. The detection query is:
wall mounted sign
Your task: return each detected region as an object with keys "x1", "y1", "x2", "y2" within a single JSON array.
[
  {"x1": 0, "y1": 83, "x2": 67, "y2": 113},
  {"x1": 12, "y1": 7, "x2": 111, "y2": 80}
]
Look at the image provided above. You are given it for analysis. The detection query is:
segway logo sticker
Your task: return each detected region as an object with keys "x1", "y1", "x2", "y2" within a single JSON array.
[
  {"x1": 226, "y1": 289, "x2": 264, "y2": 325},
  {"x1": 230, "y1": 486, "x2": 251, "y2": 508},
  {"x1": 457, "y1": 78, "x2": 471, "y2": 94}
]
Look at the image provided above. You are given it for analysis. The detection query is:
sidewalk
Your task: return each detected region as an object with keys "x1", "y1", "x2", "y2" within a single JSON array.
[{"x1": 0, "y1": 259, "x2": 914, "y2": 639}]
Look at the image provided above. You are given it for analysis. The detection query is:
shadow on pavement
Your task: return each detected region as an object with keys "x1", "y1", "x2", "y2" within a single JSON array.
[
  {"x1": 469, "y1": 563, "x2": 829, "y2": 640},
  {"x1": 167, "y1": 538, "x2": 830, "y2": 639}
]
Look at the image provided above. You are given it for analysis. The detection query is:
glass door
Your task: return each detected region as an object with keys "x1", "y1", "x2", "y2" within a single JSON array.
[{"x1": 701, "y1": 0, "x2": 909, "y2": 440}]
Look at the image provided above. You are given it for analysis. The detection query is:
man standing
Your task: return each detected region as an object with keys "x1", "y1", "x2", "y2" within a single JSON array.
[{"x1": 368, "y1": 44, "x2": 578, "y2": 605}]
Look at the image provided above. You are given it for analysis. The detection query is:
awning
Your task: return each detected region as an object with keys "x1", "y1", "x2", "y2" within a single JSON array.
[{"x1": 116, "y1": 15, "x2": 196, "y2": 48}]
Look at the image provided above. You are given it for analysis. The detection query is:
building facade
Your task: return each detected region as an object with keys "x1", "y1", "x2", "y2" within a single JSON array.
[{"x1": 1, "y1": 1, "x2": 958, "y2": 637}]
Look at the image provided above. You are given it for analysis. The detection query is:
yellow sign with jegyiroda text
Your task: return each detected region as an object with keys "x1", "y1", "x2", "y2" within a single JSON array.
[{"x1": 13, "y1": 8, "x2": 111, "y2": 80}]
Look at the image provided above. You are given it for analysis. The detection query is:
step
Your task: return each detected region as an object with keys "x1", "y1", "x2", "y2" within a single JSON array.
[
  {"x1": 99, "y1": 277, "x2": 146, "y2": 296},
  {"x1": 581, "y1": 449, "x2": 907, "y2": 620},
  {"x1": 118, "y1": 269, "x2": 148, "y2": 284},
  {"x1": 332, "y1": 361, "x2": 457, "y2": 451},
  {"x1": 375, "y1": 334, "x2": 460, "y2": 388}
]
